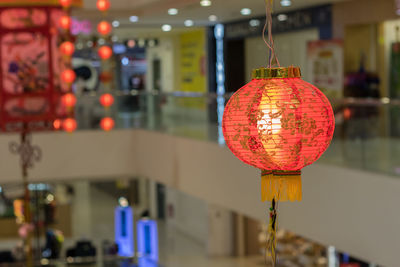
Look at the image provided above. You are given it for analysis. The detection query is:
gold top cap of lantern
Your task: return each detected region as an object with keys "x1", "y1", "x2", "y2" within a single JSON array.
[
  {"x1": 0, "y1": 0, "x2": 82, "y2": 7},
  {"x1": 252, "y1": 66, "x2": 301, "y2": 79}
]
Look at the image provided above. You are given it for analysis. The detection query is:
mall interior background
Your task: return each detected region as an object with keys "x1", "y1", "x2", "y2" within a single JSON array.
[{"x1": 0, "y1": 0, "x2": 400, "y2": 266}]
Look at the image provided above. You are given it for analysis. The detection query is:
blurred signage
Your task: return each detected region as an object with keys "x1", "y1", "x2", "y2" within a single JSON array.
[
  {"x1": 71, "y1": 18, "x2": 92, "y2": 35},
  {"x1": 225, "y1": 5, "x2": 331, "y2": 39},
  {"x1": 179, "y1": 29, "x2": 207, "y2": 93},
  {"x1": 137, "y1": 219, "x2": 158, "y2": 262},
  {"x1": 307, "y1": 40, "x2": 343, "y2": 96},
  {"x1": 0, "y1": 0, "x2": 82, "y2": 6},
  {"x1": 114, "y1": 206, "x2": 134, "y2": 257}
]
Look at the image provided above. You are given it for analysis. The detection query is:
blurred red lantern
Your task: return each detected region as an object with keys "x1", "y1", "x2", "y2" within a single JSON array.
[
  {"x1": 59, "y1": 0, "x2": 72, "y2": 8},
  {"x1": 61, "y1": 69, "x2": 76, "y2": 84},
  {"x1": 96, "y1": 0, "x2": 110, "y2": 12},
  {"x1": 100, "y1": 117, "x2": 114, "y2": 131},
  {"x1": 222, "y1": 67, "x2": 335, "y2": 202},
  {"x1": 59, "y1": 15, "x2": 71, "y2": 30},
  {"x1": 98, "y1": 46, "x2": 112, "y2": 60},
  {"x1": 53, "y1": 119, "x2": 62, "y2": 130},
  {"x1": 62, "y1": 93, "x2": 77, "y2": 108},
  {"x1": 97, "y1": 21, "x2": 112, "y2": 35},
  {"x1": 99, "y1": 72, "x2": 113, "y2": 83},
  {"x1": 100, "y1": 93, "x2": 114, "y2": 108},
  {"x1": 60, "y1": 41, "x2": 75, "y2": 56},
  {"x1": 63, "y1": 118, "x2": 77, "y2": 132}
]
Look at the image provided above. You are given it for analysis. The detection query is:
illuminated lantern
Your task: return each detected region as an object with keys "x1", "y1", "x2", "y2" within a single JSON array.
[
  {"x1": 99, "y1": 72, "x2": 113, "y2": 83},
  {"x1": 98, "y1": 46, "x2": 113, "y2": 60},
  {"x1": 61, "y1": 69, "x2": 76, "y2": 84},
  {"x1": 61, "y1": 93, "x2": 77, "y2": 108},
  {"x1": 96, "y1": 0, "x2": 110, "y2": 12},
  {"x1": 53, "y1": 119, "x2": 62, "y2": 130},
  {"x1": 100, "y1": 93, "x2": 114, "y2": 108},
  {"x1": 63, "y1": 118, "x2": 77, "y2": 132},
  {"x1": 97, "y1": 21, "x2": 112, "y2": 35},
  {"x1": 59, "y1": 15, "x2": 71, "y2": 30},
  {"x1": 100, "y1": 117, "x2": 115, "y2": 131},
  {"x1": 60, "y1": 41, "x2": 75, "y2": 56},
  {"x1": 60, "y1": 0, "x2": 72, "y2": 8},
  {"x1": 222, "y1": 67, "x2": 335, "y2": 202}
]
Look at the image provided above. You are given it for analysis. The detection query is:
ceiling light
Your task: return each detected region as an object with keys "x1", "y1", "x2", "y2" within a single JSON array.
[
  {"x1": 249, "y1": 19, "x2": 260, "y2": 27},
  {"x1": 240, "y1": 8, "x2": 252, "y2": 16},
  {"x1": 127, "y1": 39, "x2": 136, "y2": 48},
  {"x1": 129, "y1": 15, "x2": 139, "y2": 23},
  {"x1": 184, "y1": 19, "x2": 194, "y2": 27},
  {"x1": 111, "y1": 35, "x2": 119, "y2": 42},
  {"x1": 98, "y1": 38, "x2": 105, "y2": 45},
  {"x1": 200, "y1": 0, "x2": 211, "y2": 7},
  {"x1": 168, "y1": 8, "x2": 178, "y2": 15},
  {"x1": 280, "y1": 0, "x2": 291, "y2": 7},
  {"x1": 112, "y1": 20, "x2": 120, "y2": 27},
  {"x1": 208, "y1": 15, "x2": 218, "y2": 22},
  {"x1": 277, "y1": 14, "x2": 288, "y2": 21},
  {"x1": 162, "y1": 24, "x2": 172, "y2": 32},
  {"x1": 138, "y1": 39, "x2": 146, "y2": 47}
]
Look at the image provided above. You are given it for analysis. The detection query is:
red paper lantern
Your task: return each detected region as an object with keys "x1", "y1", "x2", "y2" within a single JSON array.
[
  {"x1": 98, "y1": 46, "x2": 112, "y2": 60},
  {"x1": 62, "y1": 93, "x2": 77, "y2": 108},
  {"x1": 61, "y1": 69, "x2": 76, "y2": 84},
  {"x1": 96, "y1": 0, "x2": 110, "y2": 11},
  {"x1": 60, "y1": 41, "x2": 75, "y2": 56},
  {"x1": 97, "y1": 21, "x2": 112, "y2": 35},
  {"x1": 60, "y1": 0, "x2": 72, "y2": 8},
  {"x1": 100, "y1": 117, "x2": 114, "y2": 131},
  {"x1": 59, "y1": 15, "x2": 71, "y2": 30},
  {"x1": 100, "y1": 93, "x2": 114, "y2": 108},
  {"x1": 63, "y1": 118, "x2": 77, "y2": 132},
  {"x1": 53, "y1": 119, "x2": 62, "y2": 130},
  {"x1": 222, "y1": 67, "x2": 335, "y2": 202}
]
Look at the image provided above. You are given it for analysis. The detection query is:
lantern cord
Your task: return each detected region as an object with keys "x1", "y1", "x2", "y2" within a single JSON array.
[
  {"x1": 266, "y1": 196, "x2": 279, "y2": 267},
  {"x1": 262, "y1": 0, "x2": 280, "y2": 68}
]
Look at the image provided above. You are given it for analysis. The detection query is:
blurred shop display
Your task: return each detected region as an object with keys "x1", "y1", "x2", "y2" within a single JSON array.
[{"x1": 307, "y1": 40, "x2": 344, "y2": 98}]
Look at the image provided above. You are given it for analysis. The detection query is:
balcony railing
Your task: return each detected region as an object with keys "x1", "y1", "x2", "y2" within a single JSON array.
[{"x1": 67, "y1": 90, "x2": 400, "y2": 177}]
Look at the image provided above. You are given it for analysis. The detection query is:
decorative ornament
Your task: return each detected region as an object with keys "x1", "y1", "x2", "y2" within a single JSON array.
[
  {"x1": 100, "y1": 117, "x2": 115, "y2": 131},
  {"x1": 59, "y1": 15, "x2": 71, "y2": 30},
  {"x1": 61, "y1": 69, "x2": 76, "y2": 84},
  {"x1": 59, "y1": 0, "x2": 72, "y2": 8},
  {"x1": 100, "y1": 93, "x2": 114, "y2": 108},
  {"x1": 98, "y1": 46, "x2": 113, "y2": 60},
  {"x1": 61, "y1": 93, "x2": 77, "y2": 108},
  {"x1": 99, "y1": 71, "x2": 113, "y2": 83},
  {"x1": 60, "y1": 41, "x2": 75, "y2": 57},
  {"x1": 63, "y1": 118, "x2": 77, "y2": 132},
  {"x1": 221, "y1": 1, "x2": 335, "y2": 266},
  {"x1": 53, "y1": 119, "x2": 62, "y2": 130},
  {"x1": 96, "y1": 0, "x2": 110, "y2": 12},
  {"x1": 97, "y1": 21, "x2": 112, "y2": 35}
]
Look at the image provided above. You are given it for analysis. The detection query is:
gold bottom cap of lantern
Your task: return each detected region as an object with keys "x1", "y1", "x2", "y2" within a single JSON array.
[
  {"x1": 252, "y1": 66, "x2": 301, "y2": 79},
  {"x1": 261, "y1": 170, "x2": 302, "y2": 202}
]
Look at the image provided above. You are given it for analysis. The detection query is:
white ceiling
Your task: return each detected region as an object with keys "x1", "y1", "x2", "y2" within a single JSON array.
[{"x1": 72, "y1": 0, "x2": 348, "y2": 36}]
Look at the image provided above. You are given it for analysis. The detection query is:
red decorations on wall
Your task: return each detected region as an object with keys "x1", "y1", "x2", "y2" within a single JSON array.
[
  {"x1": 61, "y1": 93, "x2": 77, "y2": 108},
  {"x1": 61, "y1": 69, "x2": 76, "y2": 84},
  {"x1": 97, "y1": 21, "x2": 112, "y2": 35},
  {"x1": 59, "y1": 15, "x2": 71, "y2": 30},
  {"x1": 98, "y1": 46, "x2": 112, "y2": 60},
  {"x1": 100, "y1": 117, "x2": 115, "y2": 131},
  {"x1": 63, "y1": 118, "x2": 77, "y2": 132},
  {"x1": 60, "y1": 41, "x2": 75, "y2": 56},
  {"x1": 100, "y1": 93, "x2": 114, "y2": 108},
  {"x1": 96, "y1": 0, "x2": 110, "y2": 12},
  {"x1": 222, "y1": 67, "x2": 335, "y2": 202}
]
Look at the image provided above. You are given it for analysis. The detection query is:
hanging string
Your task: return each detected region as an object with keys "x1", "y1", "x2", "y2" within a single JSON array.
[
  {"x1": 262, "y1": 0, "x2": 280, "y2": 68},
  {"x1": 266, "y1": 196, "x2": 279, "y2": 267}
]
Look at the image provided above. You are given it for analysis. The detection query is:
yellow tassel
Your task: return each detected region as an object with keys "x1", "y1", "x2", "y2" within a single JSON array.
[{"x1": 261, "y1": 170, "x2": 302, "y2": 202}]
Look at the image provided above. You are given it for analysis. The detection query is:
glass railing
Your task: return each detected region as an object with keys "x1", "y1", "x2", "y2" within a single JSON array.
[{"x1": 74, "y1": 91, "x2": 400, "y2": 177}]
